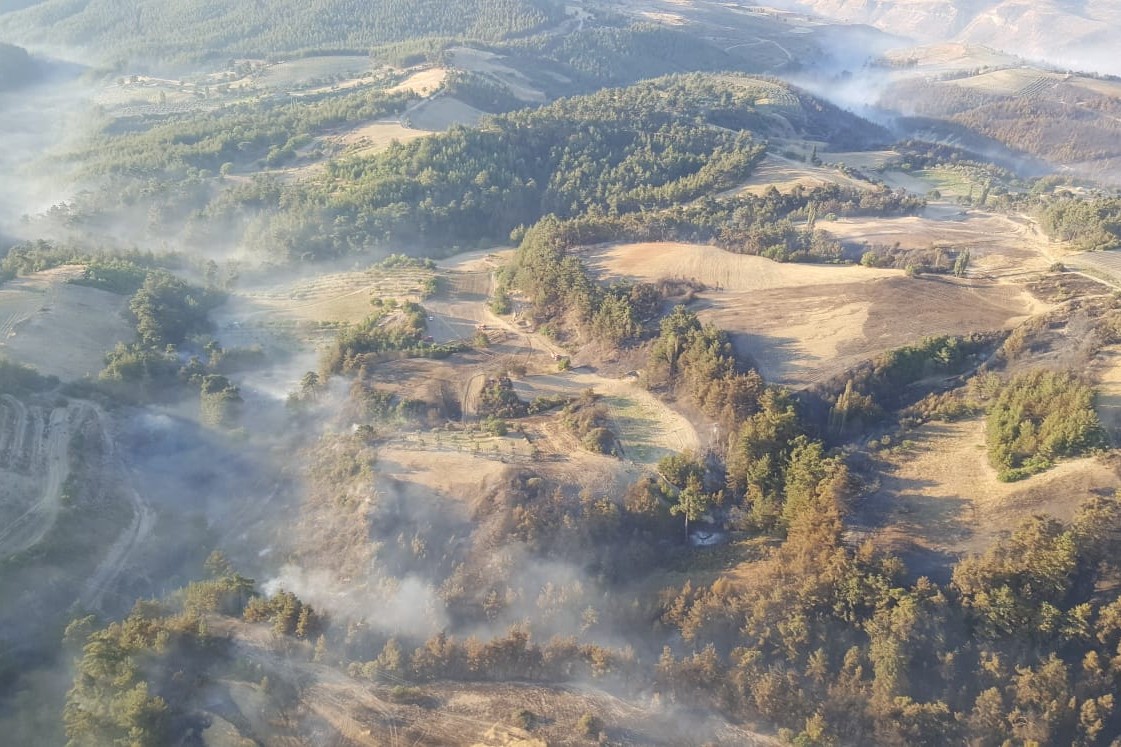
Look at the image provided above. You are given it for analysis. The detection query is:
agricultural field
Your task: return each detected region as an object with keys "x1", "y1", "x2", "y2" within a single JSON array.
[
  {"x1": 721, "y1": 153, "x2": 874, "y2": 196},
  {"x1": 823, "y1": 210, "x2": 1057, "y2": 276},
  {"x1": 0, "y1": 266, "x2": 132, "y2": 381},
  {"x1": 586, "y1": 240, "x2": 1039, "y2": 387},
  {"x1": 218, "y1": 263, "x2": 437, "y2": 327},
  {"x1": 329, "y1": 120, "x2": 432, "y2": 156},
  {"x1": 1065, "y1": 249, "x2": 1121, "y2": 287},
  {"x1": 406, "y1": 95, "x2": 487, "y2": 130},
  {"x1": 386, "y1": 66, "x2": 449, "y2": 96},
  {"x1": 253, "y1": 55, "x2": 376, "y2": 90}
]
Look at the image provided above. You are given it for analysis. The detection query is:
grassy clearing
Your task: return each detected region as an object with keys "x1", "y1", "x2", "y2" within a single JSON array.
[
  {"x1": 910, "y1": 167, "x2": 981, "y2": 198},
  {"x1": 854, "y1": 418, "x2": 1120, "y2": 573},
  {"x1": 228, "y1": 265, "x2": 437, "y2": 326},
  {"x1": 332, "y1": 121, "x2": 431, "y2": 156},
  {"x1": 386, "y1": 67, "x2": 448, "y2": 95},
  {"x1": 583, "y1": 241, "x2": 892, "y2": 292}
]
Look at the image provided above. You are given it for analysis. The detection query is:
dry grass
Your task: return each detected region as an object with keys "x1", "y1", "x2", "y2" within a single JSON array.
[
  {"x1": 1091, "y1": 345, "x2": 1121, "y2": 444},
  {"x1": 386, "y1": 67, "x2": 449, "y2": 95},
  {"x1": 515, "y1": 371, "x2": 701, "y2": 463},
  {"x1": 583, "y1": 241, "x2": 894, "y2": 292},
  {"x1": 587, "y1": 241, "x2": 1036, "y2": 387},
  {"x1": 331, "y1": 120, "x2": 431, "y2": 156},
  {"x1": 215, "y1": 617, "x2": 780, "y2": 746},
  {"x1": 706, "y1": 274, "x2": 1034, "y2": 387},
  {"x1": 854, "y1": 419, "x2": 1120, "y2": 576},
  {"x1": 723, "y1": 153, "x2": 875, "y2": 196},
  {"x1": 221, "y1": 265, "x2": 436, "y2": 326},
  {"x1": 377, "y1": 444, "x2": 516, "y2": 498},
  {"x1": 0, "y1": 267, "x2": 132, "y2": 380},
  {"x1": 822, "y1": 211, "x2": 1058, "y2": 278}
]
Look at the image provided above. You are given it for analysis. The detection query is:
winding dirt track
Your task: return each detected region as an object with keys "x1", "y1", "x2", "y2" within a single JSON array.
[
  {"x1": 0, "y1": 402, "x2": 82, "y2": 560},
  {"x1": 0, "y1": 393, "x2": 154, "y2": 607},
  {"x1": 77, "y1": 407, "x2": 155, "y2": 611}
]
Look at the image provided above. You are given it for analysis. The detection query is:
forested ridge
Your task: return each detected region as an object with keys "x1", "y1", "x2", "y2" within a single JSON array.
[
  {"x1": 0, "y1": 0, "x2": 564, "y2": 68},
  {"x1": 71, "y1": 87, "x2": 414, "y2": 178},
  {"x1": 210, "y1": 74, "x2": 885, "y2": 259}
]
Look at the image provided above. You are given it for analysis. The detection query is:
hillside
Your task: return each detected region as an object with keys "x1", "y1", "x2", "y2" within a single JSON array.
[
  {"x1": 777, "y1": 0, "x2": 1121, "y2": 74},
  {"x1": 8, "y1": 1, "x2": 1121, "y2": 745},
  {"x1": 877, "y1": 48, "x2": 1121, "y2": 184},
  {"x1": 60, "y1": 72, "x2": 888, "y2": 261},
  {"x1": 0, "y1": 0, "x2": 565, "y2": 68},
  {"x1": 0, "y1": 41, "x2": 36, "y2": 89}
]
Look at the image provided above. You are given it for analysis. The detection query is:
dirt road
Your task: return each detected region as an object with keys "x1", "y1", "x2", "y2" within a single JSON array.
[
  {"x1": 0, "y1": 401, "x2": 82, "y2": 560},
  {"x1": 78, "y1": 406, "x2": 155, "y2": 610}
]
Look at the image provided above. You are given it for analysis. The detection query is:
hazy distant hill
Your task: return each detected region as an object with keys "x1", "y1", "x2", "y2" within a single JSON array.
[
  {"x1": 778, "y1": 0, "x2": 1121, "y2": 74},
  {"x1": 0, "y1": 40, "x2": 37, "y2": 89},
  {"x1": 0, "y1": 0, "x2": 565, "y2": 69}
]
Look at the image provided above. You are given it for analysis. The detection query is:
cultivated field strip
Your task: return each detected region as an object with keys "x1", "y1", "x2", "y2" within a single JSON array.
[
  {"x1": 0, "y1": 401, "x2": 94, "y2": 560},
  {"x1": 1016, "y1": 76, "x2": 1058, "y2": 99},
  {"x1": 242, "y1": 267, "x2": 434, "y2": 302},
  {"x1": 1066, "y1": 250, "x2": 1121, "y2": 285}
]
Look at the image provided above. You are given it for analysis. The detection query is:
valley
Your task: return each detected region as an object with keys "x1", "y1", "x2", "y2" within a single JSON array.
[{"x1": 3, "y1": 1, "x2": 1121, "y2": 745}]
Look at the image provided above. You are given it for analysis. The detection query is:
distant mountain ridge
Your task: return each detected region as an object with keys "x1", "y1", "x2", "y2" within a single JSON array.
[
  {"x1": 777, "y1": 0, "x2": 1121, "y2": 74},
  {"x1": 0, "y1": 0, "x2": 565, "y2": 70},
  {"x1": 0, "y1": 40, "x2": 38, "y2": 89}
]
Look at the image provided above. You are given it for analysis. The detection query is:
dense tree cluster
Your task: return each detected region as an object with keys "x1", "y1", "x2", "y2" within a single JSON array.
[
  {"x1": 506, "y1": 216, "x2": 665, "y2": 346},
  {"x1": 803, "y1": 334, "x2": 998, "y2": 439},
  {"x1": 198, "y1": 374, "x2": 243, "y2": 429},
  {"x1": 1037, "y1": 196, "x2": 1121, "y2": 251},
  {"x1": 286, "y1": 74, "x2": 774, "y2": 256},
  {"x1": 986, "y1": 369, "x2": 1107, "y2": 481},
  {"x1": 63, "y1": 567, "x2": 256, "y2": 746},
  {"x1": 128, "y1": 270, "x2": 221, "y2": 348},
  {"x1": 655, "y1": 493, "x2": 1121, "y2": 746},
  {"x1": 505, "y1": 22, "x2": 757, "y2": 89},
  {"x1": 647, "y1": 305, "x2": 765, "y2": 432},
  {"x1": 320, "y1": 298, "x2": 467, "y2": 375},
  {"x1": 560, "y1": 389, "x2": 617, "y2": 455},
  {"x1": 0, "y1": 356, "x2": 57, "y2": 396},
  {"x1": 477, "y1": 375, "x2": 529, "y2": 419}
]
